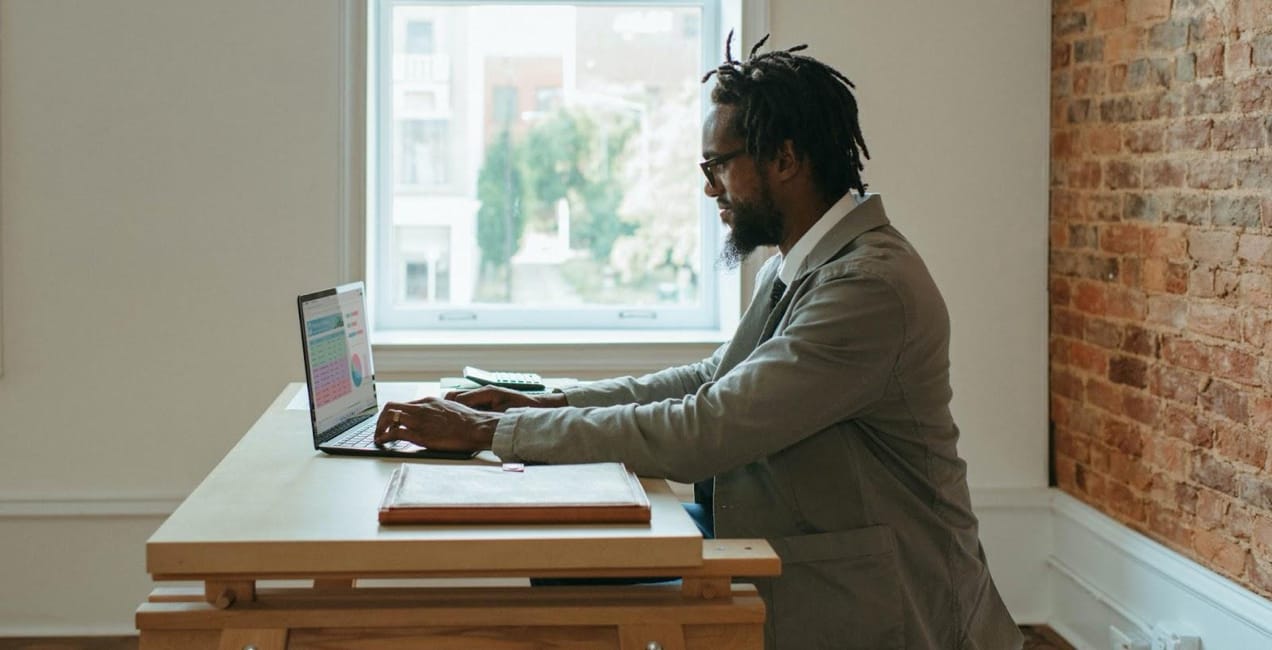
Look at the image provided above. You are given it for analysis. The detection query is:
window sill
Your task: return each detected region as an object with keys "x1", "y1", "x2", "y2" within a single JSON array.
[{"x1": 371, "y1": 328, "x2": 731, "y2": 379}]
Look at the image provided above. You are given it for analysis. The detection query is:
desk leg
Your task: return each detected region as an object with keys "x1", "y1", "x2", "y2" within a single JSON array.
[
  {"x1": 620, "y1": 623, "x2": 687, "y2": 650},
  {"x1": 216, "y1": 628, "x2": 287, "y2": 650}
]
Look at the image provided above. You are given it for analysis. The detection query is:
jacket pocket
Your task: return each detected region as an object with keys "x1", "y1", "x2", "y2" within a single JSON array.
[{"x1": 764, "y1": 525, "x2": 904, "y2": 650}]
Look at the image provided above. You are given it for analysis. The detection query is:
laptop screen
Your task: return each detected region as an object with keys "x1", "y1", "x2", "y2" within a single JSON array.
[{"x1": 298, "y1": 282, "x2": 377, "y2": 436}]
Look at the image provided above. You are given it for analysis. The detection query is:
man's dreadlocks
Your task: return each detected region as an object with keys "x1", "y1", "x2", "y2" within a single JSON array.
[{"x1": 702, "y1": 32, "x2": 869, "y2": 201}]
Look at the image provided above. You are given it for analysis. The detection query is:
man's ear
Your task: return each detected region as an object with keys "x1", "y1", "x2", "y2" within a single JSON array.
[{"x1": 771, "y1": 139, "x2": 802, "y2": 182}]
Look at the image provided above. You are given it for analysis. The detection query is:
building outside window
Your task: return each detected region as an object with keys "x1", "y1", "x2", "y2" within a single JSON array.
[
  {"x1": 396, "y1": 119, "x2": 449, "y2": 187},
  {"x1": 404, "y1": 19, "x2": 434, "y2": 54},
  {"x1": 372, "y1": 1, "x2": 723, "y2": 330}
]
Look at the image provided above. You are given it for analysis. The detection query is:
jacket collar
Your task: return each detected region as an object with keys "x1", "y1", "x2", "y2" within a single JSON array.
[{"x1": 791, "y1": 193, "x2": 889, "y2": 281}]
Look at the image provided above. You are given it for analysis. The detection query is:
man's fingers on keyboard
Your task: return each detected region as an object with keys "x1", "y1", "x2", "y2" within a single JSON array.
[{"x1": 375, "y1": 407, "x2": 401, "y2": 446}]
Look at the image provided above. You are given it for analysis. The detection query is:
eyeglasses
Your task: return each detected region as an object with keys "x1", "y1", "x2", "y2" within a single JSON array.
[{"x1": 699, "y1": 149, "x2": 746, "y2": 187}]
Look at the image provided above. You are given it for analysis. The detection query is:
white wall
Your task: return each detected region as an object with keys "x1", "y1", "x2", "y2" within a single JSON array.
[
  {"x1": 0, "y1": 0, "x2": 344, "y2": 632},
  {"x1": 773, "y1": 1, "x2": 1052, "y2": 489},
  {"x1": 0, "y1": 0, "x2": 1050, "y2": 634}
]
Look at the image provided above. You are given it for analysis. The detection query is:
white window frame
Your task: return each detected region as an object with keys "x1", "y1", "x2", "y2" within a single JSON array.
[{"x1": 338, "y1": 0, "x2": 769, "y2": 375}]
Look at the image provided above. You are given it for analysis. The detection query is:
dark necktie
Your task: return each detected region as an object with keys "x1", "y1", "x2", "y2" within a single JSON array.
[{"x1": 770, "y1": 277, "x2": 787, "y2": 307}]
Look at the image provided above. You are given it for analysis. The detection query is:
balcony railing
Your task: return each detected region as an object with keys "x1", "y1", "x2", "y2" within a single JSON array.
[{"x1": 394, "y1": 53, "x2": 451, "y2": 83}]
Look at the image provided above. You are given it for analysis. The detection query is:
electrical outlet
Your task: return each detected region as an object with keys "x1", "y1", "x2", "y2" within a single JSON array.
[
  {"x1": 1110, "y1": 624, "x2": 1150, "y2": 650},
  {"x1": 1150, "y1": 623, "x2": 1200, "y2": 650}
]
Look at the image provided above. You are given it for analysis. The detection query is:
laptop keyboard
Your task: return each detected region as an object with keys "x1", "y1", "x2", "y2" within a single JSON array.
[{"x1": 329, "y1": 418, "x2": 379, "y2": 449}]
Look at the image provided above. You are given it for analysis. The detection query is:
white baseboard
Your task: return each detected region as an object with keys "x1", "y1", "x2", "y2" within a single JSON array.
[
  {"x1": 1048, "y1": 491, "x2": 1272, "y2": 650},
  {"x1": 4, "y1": 487, "x2": 1271, "y2": 647},
  {"x1": 0, "y1": 497, "x2": 182, "y2": 518}
]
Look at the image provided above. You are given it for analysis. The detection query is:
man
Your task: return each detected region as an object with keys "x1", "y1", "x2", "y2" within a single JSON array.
[{"x1": 376, "y1": 35, "x2": 1022, "y2": 650}]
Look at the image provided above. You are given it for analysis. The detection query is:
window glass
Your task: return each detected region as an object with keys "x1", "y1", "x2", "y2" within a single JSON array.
[
  {"x1": 375, "y1": 1, "x2": 719, "y2": 329},
  {"x1": 404, "y1": 20, "x2": 434, "y2": 54}
]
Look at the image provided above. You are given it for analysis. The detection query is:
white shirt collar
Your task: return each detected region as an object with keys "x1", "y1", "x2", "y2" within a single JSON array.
[{"x1": 776, "y1": 191, "x2": 864, "y2": 285}]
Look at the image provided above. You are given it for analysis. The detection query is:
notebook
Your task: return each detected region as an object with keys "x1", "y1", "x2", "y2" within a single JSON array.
[
  {"x1": 297, "y1": 282, "x2": 475, "y2": 460},
  {"x1": 378, "y1": 462, "x2": 651, "y2": 525}
]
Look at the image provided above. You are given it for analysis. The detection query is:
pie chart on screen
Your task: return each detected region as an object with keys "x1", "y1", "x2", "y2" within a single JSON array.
[{"x1": 351, "y1": 354, "x2": 364, "y2": 387}]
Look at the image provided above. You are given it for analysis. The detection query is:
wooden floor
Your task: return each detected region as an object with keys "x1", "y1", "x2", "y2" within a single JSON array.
[{"x1": 0, "y1": 627, "x2": 1076, "y2": 649}]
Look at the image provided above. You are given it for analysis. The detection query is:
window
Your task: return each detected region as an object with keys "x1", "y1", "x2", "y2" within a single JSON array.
[
  {"x1": 490, "y1": 85, "x2": 519, "y2": 125},
  {"x1": 371, "y1": 0, "x2": 725, "y2": 330},
  {"x1": 397, "y1": 225, "x2": 453, "y2": 303},
  {"x1": 396, "y1": 119, "x2": 450, "y2": 187},
  {"x1": 404, "y1": 20, "x2": 434, "y2": 54}
]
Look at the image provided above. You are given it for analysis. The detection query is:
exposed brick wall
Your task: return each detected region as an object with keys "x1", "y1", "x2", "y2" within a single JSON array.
[{"x1": 1050, "y1": 0, "x2": 1272, "y2": 597}]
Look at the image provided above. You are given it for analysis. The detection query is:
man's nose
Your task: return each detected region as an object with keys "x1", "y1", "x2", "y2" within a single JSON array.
[{"x1": 703, "y1": 178, "x2": 721, "y2": 198}]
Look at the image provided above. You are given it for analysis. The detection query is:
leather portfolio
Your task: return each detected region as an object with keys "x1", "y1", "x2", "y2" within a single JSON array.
[{"x1": 378, "y1": 462, "x2": 651, "y2": 525}]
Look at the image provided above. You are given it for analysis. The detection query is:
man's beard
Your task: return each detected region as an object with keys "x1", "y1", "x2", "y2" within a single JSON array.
[{"x1": 717, "y1": 184, "x2": 784, "y2": 270}]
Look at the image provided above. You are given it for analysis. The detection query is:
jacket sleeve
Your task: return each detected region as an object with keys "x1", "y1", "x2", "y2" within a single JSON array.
[
  {"x1": 558, "y1": 345, "x2": 725, "y2": 407},
  {"x1": 491, "y1": 267, "x2": 906, "y2": 483}
]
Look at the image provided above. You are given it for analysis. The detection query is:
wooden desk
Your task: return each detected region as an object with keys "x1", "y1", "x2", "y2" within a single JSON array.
[{"x1": 136, "y1": 383, "x2": 779, "y2": 649}]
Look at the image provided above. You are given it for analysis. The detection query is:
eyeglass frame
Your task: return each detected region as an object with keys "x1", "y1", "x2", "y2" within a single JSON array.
[{"x1": 698, "y1": 148, "x2": 747, "y2": 187}]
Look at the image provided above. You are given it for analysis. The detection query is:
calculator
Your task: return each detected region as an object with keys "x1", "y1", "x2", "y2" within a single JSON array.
[{"x1": 462, "y1": 366, "x2": 547, "y2": 391}]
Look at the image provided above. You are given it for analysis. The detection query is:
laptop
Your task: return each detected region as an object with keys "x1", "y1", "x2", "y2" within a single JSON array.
[{"x1": 297, "y1": 282, "x2": 475, "y2": 460}]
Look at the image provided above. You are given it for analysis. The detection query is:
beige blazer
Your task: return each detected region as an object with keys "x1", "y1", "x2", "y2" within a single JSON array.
[{"x1": 494, "y1": 195, "x2": 1022, "y2": 649}]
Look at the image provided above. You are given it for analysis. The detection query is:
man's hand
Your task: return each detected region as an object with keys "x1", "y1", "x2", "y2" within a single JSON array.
[
  {"x1": 374, "y1": 397, "x2": 501, "y2": 451},
  {"x1": 445, "y1": 386, "x2": 569, "y2": 412}
]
